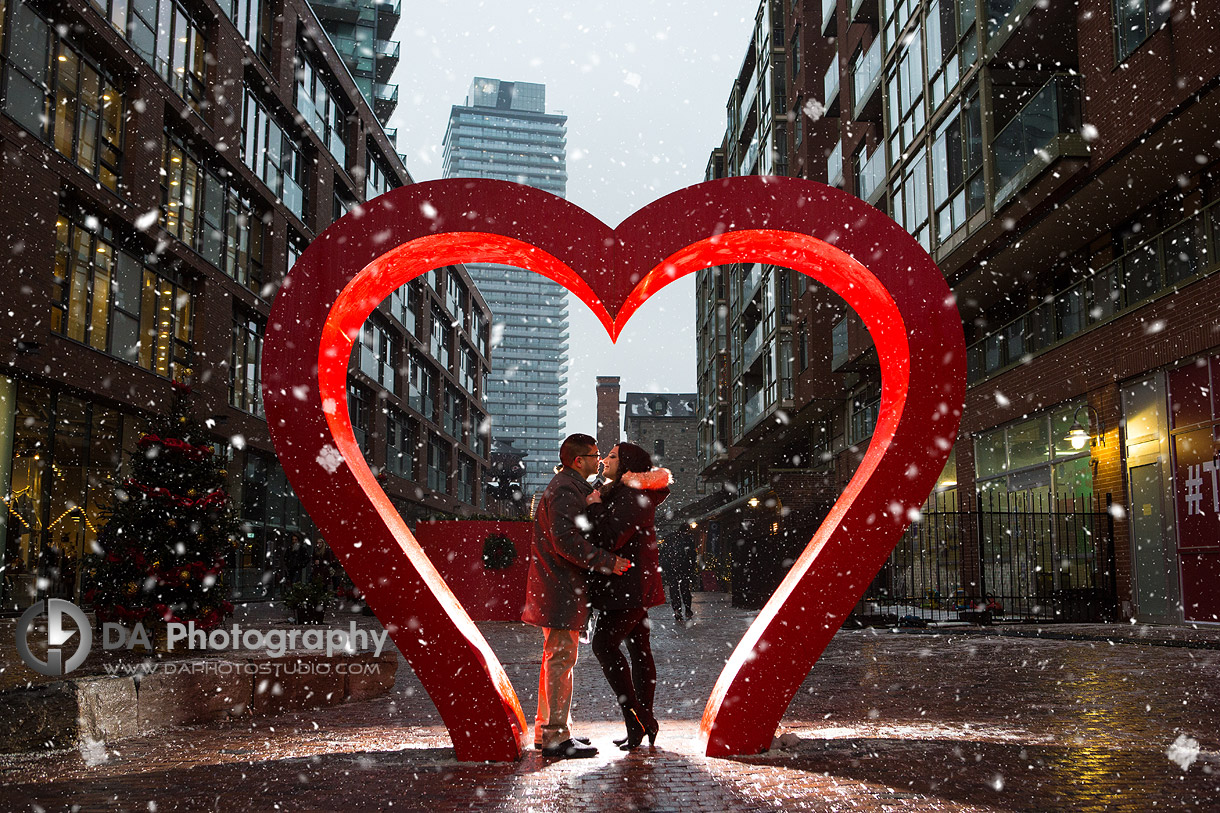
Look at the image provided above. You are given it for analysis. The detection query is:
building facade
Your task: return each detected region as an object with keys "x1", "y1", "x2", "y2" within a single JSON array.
[
  {"x1": 696, "y1": 0, "x2": 1220, "y2": 623},
  {"x1": 0, "y1": 0, "x2": 491, "y2": 611},
  {"x1": 442, "y1": 78, "x2": 570, "y2": 498},
  {"x1": 622, "y1": 392, "x2": 702, "y2": 533},
  {"x1": 307, "y1": 0, "x2": 400, "y2": 126},
  {"x1": 594, "y1": 375, "x2": 703, "y2": 538}
]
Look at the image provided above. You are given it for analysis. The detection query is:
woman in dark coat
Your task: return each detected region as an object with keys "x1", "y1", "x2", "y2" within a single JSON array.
[{"x1": 585, "y1": 442, "x2": 670, "y2": 749}]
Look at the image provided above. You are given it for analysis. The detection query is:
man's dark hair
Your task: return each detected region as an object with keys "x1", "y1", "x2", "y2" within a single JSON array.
[{"x1": 559, "y1": 433, "x2": 598, "y2": 468}]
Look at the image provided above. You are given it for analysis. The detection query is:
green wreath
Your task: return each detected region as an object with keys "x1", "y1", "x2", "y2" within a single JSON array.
[{"x1": 482, "y1": 533, "x2": 517, "y2": 570}]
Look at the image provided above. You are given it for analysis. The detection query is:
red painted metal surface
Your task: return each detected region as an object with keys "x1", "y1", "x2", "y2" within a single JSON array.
[
  {"x1": 413, "y1": 521, "x2": 533, "y2": 622},
  {"x1": 262, "y1": 176, "x2": 964, "y2": 761}
]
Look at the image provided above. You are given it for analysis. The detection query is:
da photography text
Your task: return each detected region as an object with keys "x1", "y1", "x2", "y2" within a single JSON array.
[{"x1": 105, "y1": 620, "x2": 390, "y2": 658}]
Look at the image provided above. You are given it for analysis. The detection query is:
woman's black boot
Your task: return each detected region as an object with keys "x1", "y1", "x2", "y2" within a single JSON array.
[{"x1": 619, "y1": 706, "x2": 648, "y2": 750}]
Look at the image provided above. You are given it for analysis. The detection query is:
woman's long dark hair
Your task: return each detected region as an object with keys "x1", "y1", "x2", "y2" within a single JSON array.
[{"x1": 603, "y1": 442, "x2": 652, "y2": 497}]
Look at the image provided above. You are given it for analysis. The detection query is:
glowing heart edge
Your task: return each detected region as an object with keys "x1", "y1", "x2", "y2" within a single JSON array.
[{"x1": 263, "y1": 178, "x2": 964, "y2": 761}]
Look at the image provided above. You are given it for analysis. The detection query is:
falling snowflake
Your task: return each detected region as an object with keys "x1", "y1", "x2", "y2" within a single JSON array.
[
  {"x1": 317, "y1": 444, "x2": 344, "y2": 474},
  {"x1": 1167, "y1": 734, "x2": 1200, "y2": 770},
  {"x1": 801, "y1": 98, "x2": 826, "y2": 122}
]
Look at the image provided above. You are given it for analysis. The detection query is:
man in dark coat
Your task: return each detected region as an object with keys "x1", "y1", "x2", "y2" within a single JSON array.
[{"x1": 522, "y1": 433, "x2": 630, "y2": 758}]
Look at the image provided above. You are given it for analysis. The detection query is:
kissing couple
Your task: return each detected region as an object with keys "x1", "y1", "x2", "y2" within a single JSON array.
[{"x1": 522, "y1": 433, "x2": 672, "y2": 758}]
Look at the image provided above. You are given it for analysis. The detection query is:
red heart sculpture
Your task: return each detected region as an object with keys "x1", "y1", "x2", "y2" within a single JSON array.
[{"x1": 263, "y1": 177, "x2": 964, "y2": 761}]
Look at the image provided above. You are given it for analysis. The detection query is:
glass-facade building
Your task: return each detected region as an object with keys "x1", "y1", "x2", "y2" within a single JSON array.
[
  {"x1": 0, "y1": 0, "x2": 489, "y2": 612},
  {"x1": 442, "y1": 78, "x2": 570, "y2": 497},
  {"x1": 695, "y1": 0, "x2": 1220, "y2": 621},
  {"x1": 307, "y1": 0, "x2": 401, "y2": 126}
]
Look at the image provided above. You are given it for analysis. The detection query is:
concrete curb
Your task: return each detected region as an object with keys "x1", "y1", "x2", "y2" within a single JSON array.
[{"x1": 0, "y1": 650, "x2": 397, "y2": 754}]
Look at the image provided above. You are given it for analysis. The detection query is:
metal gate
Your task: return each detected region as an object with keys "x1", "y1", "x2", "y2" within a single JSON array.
[{"x1": 855, "y1": 491, "x2": 1117, "y2": 623}]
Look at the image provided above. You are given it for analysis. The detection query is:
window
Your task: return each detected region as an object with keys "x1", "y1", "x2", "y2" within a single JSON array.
[
  {"x1": 470, "y1": 305, "x2": 487, "y2": 356},
  {"x1": 243, "y1": 91, "x2": 307, "y2": 221},
  {"x1": 52, "y1": 215, "x2": 192, "y2": 378},
  {"x1": 287, "y1": 232, "x2": 307, "y2": 274},
  {"x1": 443, "y1": 386, "x2": 463, "y2": 439},
  {"x1": 296, "y1": 47, "x2": 348, "y2": 168},
  {"x1": 931, "y1": 88, "x2": 984, "y2": 243},
  {"x1": 163, "y1": 135, "x2": 265, "y2": 290},
  {"x1": 385, "y1": 409, "x2": 415, "y2": 478},
  {"x1": 427, "y1": 432, "x2": 449, "y2": 494},
  {"x1": 230, "y1": 309, "x2": 264, "y2": 415},
  {"x1": 356, "y1": 319, "x2": 396, "y2": 392},
  {"x1": 926, "y1": 0, "x2": 978, "y2": 111},
  {"x1": 886, "y1": 21, "x2": 926, "y2": 162},
  {"x1": 333, "y1": 184, "x2": 357, "y2": 225},
  {"x1": 221, "y1": 0, "x2": 272, "y2": 62},
  {"x1": 365, "y1": 145, "x2": 394, "y2": 202},
  {"x1": 446, "y1": 272, "x2": 465, "y2": 320},
  {"x1": 390, "y1": 283, "x2": 418, "y2": 335},
  {"x1": 459, "y1": 344, "x2": 478, "y2": 394},
  {"x1": 892, "y1": 150, "x2": 931, "y2": 250},
  {"x1": 457, "y1": 454, "x2": 475, "y2": 504},
  {"x1": 470, "y1": 409, "x2": 488, "y2": 458},
  {"x1": 408, "y1": 352, "x2": 435, "y2": 420},
  {"x1": 2, "y1": 6, "x2": 123, "y2": 191},
  {"x1": 790, "y1": 26, "x2": 801, "y2": 78},
  {"x1": 1114, "y1": 0, "x2": 1171, "y2": 62},
  {"x1": 348, "y1": 383, "x2": 371, "y2": 456},
  {"x1": 89, "y1": 0, "x2": 206, "y2": 110},
  {"x1": 430, "y1": 306, "x2": 451, "y2": 371},
  {"x1": 849, "y1": 391, "x2": 881, "y2": 444}
]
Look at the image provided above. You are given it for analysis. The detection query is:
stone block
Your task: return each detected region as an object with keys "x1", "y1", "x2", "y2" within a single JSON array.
[
  {"x1": 344, "y1": 652, "x2": 398, "y2": 701},
  {"x1": 71, "y1": 675, "x2": 139, "y2": 745},
  {"x1": 136, "y1": 661, "x2": 252, "y2": 733},
  {"x1": 247, "y1": 655, "x2": 346, "y2": 717}
]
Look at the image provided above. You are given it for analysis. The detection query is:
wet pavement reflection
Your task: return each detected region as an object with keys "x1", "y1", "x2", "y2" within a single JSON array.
[{"x1": 1, "y1": 593, "x2": 1217, "y2": 811}]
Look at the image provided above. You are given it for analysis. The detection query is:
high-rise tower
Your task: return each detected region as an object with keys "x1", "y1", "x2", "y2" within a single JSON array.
[{"x1": 442, "y1": 78, "x2": 570, "y2": 498}]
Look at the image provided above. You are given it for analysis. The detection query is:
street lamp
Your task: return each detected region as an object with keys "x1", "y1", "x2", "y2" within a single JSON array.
[
  {"x1": 747, "y1": 497, "x2": 761, "y2": 508},
  {"x1": 1067, "y1": 404, "x2": 1104, "y2": 450}
]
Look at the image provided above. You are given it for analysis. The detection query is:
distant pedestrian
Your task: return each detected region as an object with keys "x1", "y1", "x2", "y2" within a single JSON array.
[{"x1": 662, "y1": 530, "x2": 697, "y2": 626}]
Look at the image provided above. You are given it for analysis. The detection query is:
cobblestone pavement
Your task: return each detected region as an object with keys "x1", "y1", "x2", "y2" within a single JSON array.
[{"x1": 2, "y1": 593, "x2": 1218, "y2": 811}]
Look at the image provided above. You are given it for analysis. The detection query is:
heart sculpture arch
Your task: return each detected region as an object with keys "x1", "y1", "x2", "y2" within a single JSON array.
[{"x1": 262, "y1": 176, "x2": 965, "y2": 761}]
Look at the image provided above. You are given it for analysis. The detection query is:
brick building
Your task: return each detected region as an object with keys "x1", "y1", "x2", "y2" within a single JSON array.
[
  {"x1": 0, "y1": 0, "x2": 492, "y2": 611},
  {"x1": 698, "y1": 0, "x2": 1220, "y2": 622}
]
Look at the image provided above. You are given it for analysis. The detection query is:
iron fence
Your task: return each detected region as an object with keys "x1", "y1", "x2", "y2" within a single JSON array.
[{"x1": 854, "y1": 491, "x2": 1117, "y2": 624}]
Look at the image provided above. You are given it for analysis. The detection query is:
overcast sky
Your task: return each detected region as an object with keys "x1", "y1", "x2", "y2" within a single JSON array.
[{"x1": 388, "y1": 1, "x2": 758, "y2": 438}]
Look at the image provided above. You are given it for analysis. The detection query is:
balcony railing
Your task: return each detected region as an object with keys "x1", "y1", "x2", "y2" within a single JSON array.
[
  {"x1": 851, "y1": 37, "x2": 882, "y2": 117},
  {"x1": 822, "y1": 0, "x2": 837, "y2": 34},
  {"x1": 967, "y1": 197, "x2": 1220, "y2": 384},
  {"x1": 375, "y1": 40, "x2": 400, "y2": 59},
  {"x1": 374, "y1": 83, "x2": 399, "y2": 103},
  {"x1": 824, "y1": 54, "x2": 840, "y2": 115},
  {"x1": 740, "y1": 262, "x2": 763, "y2": 305},
  {"x1": 742, "y1": 321, "x2": 767, "y2": 367},
  {"x1": 737, "y1": 79, "x2": 760, "y2": 140},
  {"x1": 743, "y1": 388, "x2": 767, "y2": 431},
  {"x1": 857, "y1": 145, "x2": 886, "y2": 205},
  {"x1": 827, "y1": 140, "x2": 844, "y2": 187},
  {"x1": 741, "y1": 134, "x2": 761, "y2": 175},
  {"x1": 992, "y1": 74, "x2": 1084, "y2": 207}
]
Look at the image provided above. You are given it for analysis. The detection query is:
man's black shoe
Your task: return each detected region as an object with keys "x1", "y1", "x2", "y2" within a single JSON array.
[
  {"x1": 540, "y1": 738, "x2": 599, "y2": 758},
  {"x1": 533, "y1": 736, "x2": 590, "y2": 750}
]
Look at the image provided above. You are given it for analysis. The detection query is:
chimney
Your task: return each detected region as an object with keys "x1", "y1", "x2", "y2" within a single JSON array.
[{"x1": 596, "y1": 376, "x2": 621, "y2": 454}]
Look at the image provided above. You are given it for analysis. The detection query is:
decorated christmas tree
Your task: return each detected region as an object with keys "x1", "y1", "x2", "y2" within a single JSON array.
[{"x1": 87, "y1": 375, "x2": 237, "y2": 631}]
